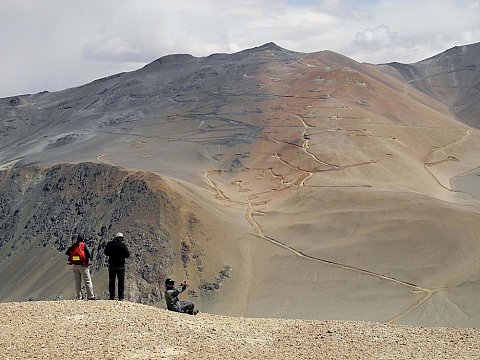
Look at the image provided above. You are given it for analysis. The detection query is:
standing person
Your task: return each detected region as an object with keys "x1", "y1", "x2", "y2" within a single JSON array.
[
  {"x1": 104, "y1": 232, "x2": 130, "y2": 301},
  {"x1": 66, "y1": 235, "x2": 95, "y2": 300},
  {"x1": 164, "y1": 278, "x2": 198, "y2": 315}
]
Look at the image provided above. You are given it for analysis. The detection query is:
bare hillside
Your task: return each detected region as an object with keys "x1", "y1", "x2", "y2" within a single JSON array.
[
  {"x1": 1, "y1": 42, "x2": 480, "y2": 327},
  {"x1": 1, "y1": 301, "x2": 479, "y2": 360},
  {"x1": 384, "y1": 42, "x2": 480, "y2": 129},
  {"x1": 0, "y1": 163, "x2": 231, "y2": 305}
]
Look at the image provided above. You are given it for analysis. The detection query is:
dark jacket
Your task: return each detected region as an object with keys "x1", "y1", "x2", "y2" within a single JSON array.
[
  {"x1": 104, "y1": 238, "x2": 130, "y2": 269},
  {"x1": 165, "y1": 285, "x2": 186, "y2": 311},
  {"x1": 66, "y1": 242, "x2": 91, "y2": 264}
]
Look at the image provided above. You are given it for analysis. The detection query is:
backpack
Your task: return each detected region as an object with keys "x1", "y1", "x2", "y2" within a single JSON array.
[{"x1": 68, "y1": 242, "x2": 86, "y2": 265}]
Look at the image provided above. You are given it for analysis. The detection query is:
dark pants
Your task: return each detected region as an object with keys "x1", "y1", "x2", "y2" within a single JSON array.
[
  {"x1": 179, "y1": 301, "x2": 195, "y2": 314},
  {"x1": 108, "y1": 268, "x2": 125, "y2": 300}
]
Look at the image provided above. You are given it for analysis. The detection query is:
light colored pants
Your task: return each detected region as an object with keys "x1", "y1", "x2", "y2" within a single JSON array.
[{"x1": 72, "y1": 264, "x2": 94, "y2": 300}]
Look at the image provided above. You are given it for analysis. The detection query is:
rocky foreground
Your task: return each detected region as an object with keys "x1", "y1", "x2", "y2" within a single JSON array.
[{"x1": 1, "y1": 301, "x2": 479, "y2": 359}]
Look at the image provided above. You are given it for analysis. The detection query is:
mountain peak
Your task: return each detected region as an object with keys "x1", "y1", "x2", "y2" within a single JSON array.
[
  {"x1": 152, "y1": 53, "x2": 195, "y2": 64},
  {"x1": 418, "y1": 41, "x2": 480, "y2": 63},
  {"x1": 244, "y1": 42, "x2": 294, "y2": 54},
  {"x1": 256, "y1": 42, "x2": 284, "y2": 51},
  {"x1": 231, "y1": 42, "x2": 301, "y2": 60}
]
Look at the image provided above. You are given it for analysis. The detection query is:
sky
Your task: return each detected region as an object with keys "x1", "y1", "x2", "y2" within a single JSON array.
[{"x1": 1, "y1": 0, "x2": 479, "y2": 98}]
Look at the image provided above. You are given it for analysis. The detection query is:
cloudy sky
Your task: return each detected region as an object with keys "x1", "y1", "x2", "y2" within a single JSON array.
[{"x1": 1, "y1": 0, "x2": 479, "y2": 98}]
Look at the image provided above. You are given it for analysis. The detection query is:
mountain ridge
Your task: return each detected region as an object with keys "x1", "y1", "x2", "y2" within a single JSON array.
[
  {"x1": 1, "y1": 41, "x2": 480, "y2": 327},
  {"x1": 383, "y1": 41, "x2": 480, "y2": 128}
]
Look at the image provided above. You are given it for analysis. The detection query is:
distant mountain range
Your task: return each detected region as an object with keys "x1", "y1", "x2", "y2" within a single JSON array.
[
  {"x1": 385, "y1": 42, "x2": 480, "y2": 128},
  {"x1": 1, "y1": 41, "x2": 479, "y2": 327}
]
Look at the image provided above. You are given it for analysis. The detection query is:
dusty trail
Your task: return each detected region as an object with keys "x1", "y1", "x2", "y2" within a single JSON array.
[
  {"x1": 422, "y1": 129, "x2": 471, "y2": 192},
  {"x1": 289, "y1": 113, "x2": 314, "y2": 128},
  {"x1": 243, "y1": 193, "x2": 428, "y2": 292},
  {"x1": 273, "y1": 152, "x2": 392, "y2": 175},
  {"x1": 243, "y1": 189, "x2": 442, "y2": 323},
  {"x1": 271, "y1": 153, "x2": 313, "y2": 186},
  {"x1": 204, "y1": 171, "x2": 232, "y2": 201},
  {"x1": 386, "y1": 290, "x2": 438, "y2": 324},
  {"x1": 424, "y1": 156, "x2": 459, "y2": 167},
  {"x1": 271, "y1": 133, "x2": 392, "y2": 174},
  {"x1": 290, "y1": 112, "x2": 338, "y2": 169},
  {"x1": 301, "y1": 137, "x2": 340, "y2": 169},
  {"x1": 268, "y1": 168, "x2": 302, "y2": 187},
  {"x1": 96, "y1": 153, "x2": 116, "y2": 166}
]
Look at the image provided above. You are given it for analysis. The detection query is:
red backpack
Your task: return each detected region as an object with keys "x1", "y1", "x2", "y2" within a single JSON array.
[{"x1": 68, "y1": 242, "x2": 86, "y2": 265}]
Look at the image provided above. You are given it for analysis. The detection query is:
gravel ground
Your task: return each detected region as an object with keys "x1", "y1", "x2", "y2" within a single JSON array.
[{"x1": 1, "y1": 300, "x2": 479, "y2": 359}]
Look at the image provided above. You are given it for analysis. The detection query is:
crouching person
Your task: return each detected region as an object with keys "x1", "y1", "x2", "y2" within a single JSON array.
[{"x1": 164, "y1": 278, "x2": 198, "y2": 315}]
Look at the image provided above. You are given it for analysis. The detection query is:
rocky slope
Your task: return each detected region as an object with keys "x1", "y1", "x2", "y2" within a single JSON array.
[
  {"x1": 384, "y1": 42, "x2": 480, "y2": 128},
  {"x1": 0, "y1": 162, "x2": 213, "y2": 304},
  {"x1": 1, "y1": 300, "x2": 479, "y2": 360}
]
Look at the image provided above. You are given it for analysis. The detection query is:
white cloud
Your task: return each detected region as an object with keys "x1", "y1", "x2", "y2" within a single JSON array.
[
  {"x1": 83, "y1": 37, "x2": 147, "y2": 62},
  {"x1": 349, "y1": 24, "x2": 416, "y2": 63},
  {"x1": 0, "y1": 0, "x2": 479, "y2": 97},
  {"x1": 349, "y1": 0, "x2": 480, "y2": 62},
  {"x1": 353, "y1": 25, "x2": 406, "y2": 50}
]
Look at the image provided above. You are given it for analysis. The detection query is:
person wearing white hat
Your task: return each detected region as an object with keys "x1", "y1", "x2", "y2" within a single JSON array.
[{"x1": 104, "y1": 232, "x2": 130, "y2": 300}]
